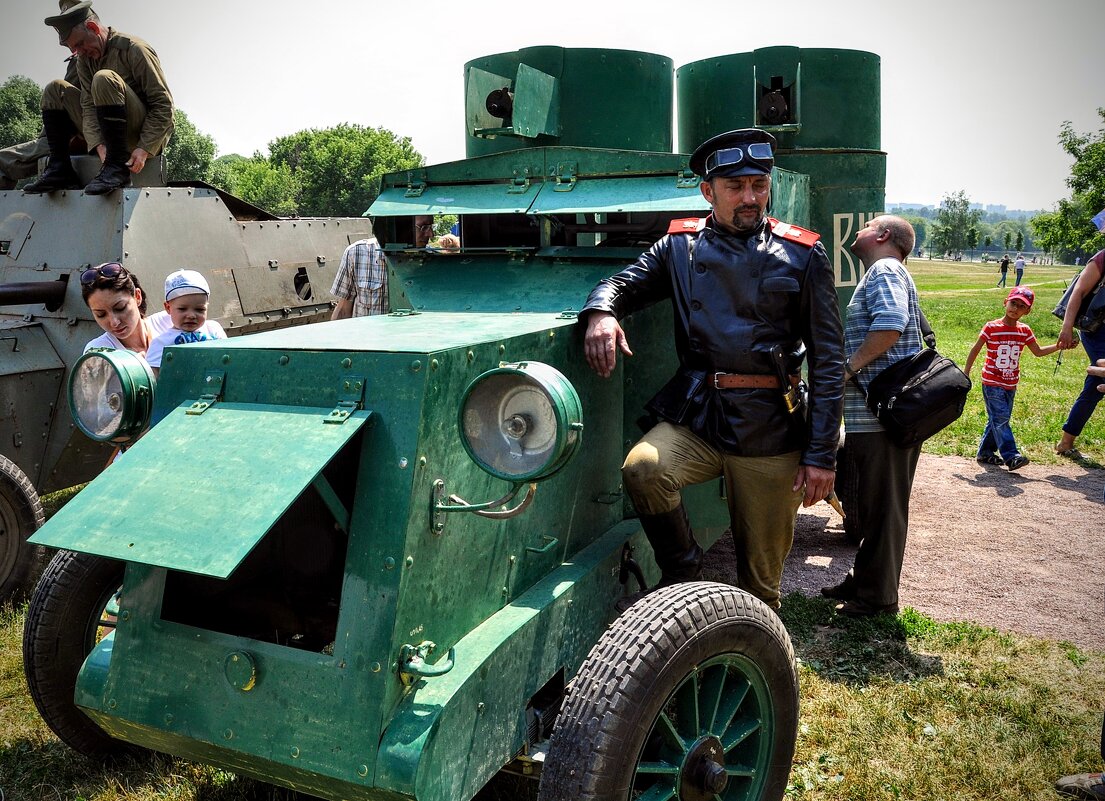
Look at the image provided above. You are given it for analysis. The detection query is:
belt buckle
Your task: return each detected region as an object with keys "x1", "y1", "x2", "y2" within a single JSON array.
[{"x1": 712, "y1": 372, "x2": 724, "y2": 389}]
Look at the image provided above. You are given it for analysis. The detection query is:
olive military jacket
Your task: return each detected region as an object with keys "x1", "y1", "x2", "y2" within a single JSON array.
[
  {"x1": 582, "y1": 215, "x2": 845, "y2": 469},
  {"x1": 76, "y1": 28, "x2": 174, "y2": 155}
]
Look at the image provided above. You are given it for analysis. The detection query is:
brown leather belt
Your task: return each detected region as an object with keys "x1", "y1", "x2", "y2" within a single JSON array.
[{"x1": 712, "y1": 372, "x2": 801, "y2": 390}]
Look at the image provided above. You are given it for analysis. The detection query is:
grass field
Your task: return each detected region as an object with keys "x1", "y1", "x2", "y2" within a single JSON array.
[{"x1": 1, "y1": 258, "x2": 1102, "y2": 800}]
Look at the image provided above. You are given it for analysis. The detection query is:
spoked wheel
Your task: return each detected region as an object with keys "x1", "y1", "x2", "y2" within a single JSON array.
[
  {"x1": 0, "y1": 455, "x2": 47, "y2": 603},
  {"x1": 23, "y1": 549, "x2": 127, "y2": 757},
  {"x1": 539, "y1": 582, "x2": 799, "y2": 801}
]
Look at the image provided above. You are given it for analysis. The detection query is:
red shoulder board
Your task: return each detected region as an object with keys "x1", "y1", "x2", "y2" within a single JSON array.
[
  {"x1": 667, "y1": 217, "x2": 707, "y2": 234},
  {"x1": 768, "y1": 217, "x2": 820, "y2": 247}
]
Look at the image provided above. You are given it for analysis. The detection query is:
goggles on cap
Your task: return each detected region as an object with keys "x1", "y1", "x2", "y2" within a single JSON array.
[
  {"x1": 704, "y1": 142, "x2": 774, "y2": 176},
  {"x1": 80, "y1": 262, "x2": 127, "y2": 286}
]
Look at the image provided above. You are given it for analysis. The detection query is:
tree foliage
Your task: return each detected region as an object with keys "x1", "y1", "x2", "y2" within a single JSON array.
[
  {"x1": 930, "y1": 190, "x2": 982, "y2": 256},
  {"x1": 0, "y1": 75, "x2": 43, "y2": 149},
  {"x1": 163, "y1": 109, "x2": 216, "y2": 183},
  {"x1": 212, "y1": 154, "x2": 300, "y2": 217},
  {"x1": 1030, "y1": 108, "x2": 1105, "y2": 262},
  {"x1": 267, "y1": 124, "x2": 423, "y2": 217}
]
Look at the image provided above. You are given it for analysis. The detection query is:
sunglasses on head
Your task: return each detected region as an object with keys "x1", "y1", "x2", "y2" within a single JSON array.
[
  {"x1": 79, "y1": 262, "x2": 128, "y2": 286},
  {"x1": 705, "y1": 142, "x2": 774, "y2": 175}
]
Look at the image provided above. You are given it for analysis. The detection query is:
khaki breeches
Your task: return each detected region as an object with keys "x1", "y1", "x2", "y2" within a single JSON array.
[{"x1": 622, "y1": 421, "x2": 803, "y2": 607}]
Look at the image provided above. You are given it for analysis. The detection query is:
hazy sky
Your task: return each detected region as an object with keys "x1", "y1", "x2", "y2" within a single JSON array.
[{"x1": 3, "y1": 0, "x2": 1100, "y2": 212}]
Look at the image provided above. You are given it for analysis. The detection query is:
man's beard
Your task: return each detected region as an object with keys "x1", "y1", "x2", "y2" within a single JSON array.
[{"x1": 728, "y1": 205, "x2": 763, "y2": 233}]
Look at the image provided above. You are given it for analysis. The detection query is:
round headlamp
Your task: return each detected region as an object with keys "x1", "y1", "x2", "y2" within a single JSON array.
[
  {"x1": 459, "y1": 362, "x2": 583, "y2": 482},
  {"x1": 68, "y1": 349, "x2": 155, "y2": 443}
]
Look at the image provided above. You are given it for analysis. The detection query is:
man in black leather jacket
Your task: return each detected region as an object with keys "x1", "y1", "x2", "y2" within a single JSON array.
[{"x1": 581, "y1": 128, "x2": 845, "y2": 609}]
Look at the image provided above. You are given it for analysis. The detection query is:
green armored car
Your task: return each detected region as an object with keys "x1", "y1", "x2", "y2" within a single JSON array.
[{"x1": 24, "y1": 46, "x2": 886, "y2": 801}]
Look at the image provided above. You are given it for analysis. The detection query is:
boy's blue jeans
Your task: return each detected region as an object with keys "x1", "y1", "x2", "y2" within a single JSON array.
[{"x1": 978, "y1": 384, "x2": 1020, "y2": 462}]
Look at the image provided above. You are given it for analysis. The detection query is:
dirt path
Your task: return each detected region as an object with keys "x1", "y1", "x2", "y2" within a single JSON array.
[{"x1": 706, "y1": 454, "x2": 1105, "y2": 651}]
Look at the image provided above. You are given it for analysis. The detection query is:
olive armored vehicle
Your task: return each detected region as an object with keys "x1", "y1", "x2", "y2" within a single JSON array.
[
  {"x1": 0, "y1": 161, "x2": 373, "y2": 599},
  {"x1": 24, "y1": 46, "x2": 884, "y2": 801}
]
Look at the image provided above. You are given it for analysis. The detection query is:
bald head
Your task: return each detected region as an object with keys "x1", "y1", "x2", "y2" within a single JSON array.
[{"x1": 851, "y1": 214, "x2": 916, "y2": 265}]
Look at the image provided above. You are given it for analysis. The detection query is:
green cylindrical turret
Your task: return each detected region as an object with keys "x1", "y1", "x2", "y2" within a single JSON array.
[
  {"x1": 463, "y1": 46, "x2": 674, "y2": 157},
  {"x1": 677, "y1": 47, "x2": 886, "y2": 306}
]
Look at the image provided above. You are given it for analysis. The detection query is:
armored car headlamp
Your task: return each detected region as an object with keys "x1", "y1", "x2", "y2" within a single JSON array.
[
  {"x1": 459, "y1": 362, "x2": 583, "y2": 482},
  {"x1": 68, "y1": 348, "x2": 155, "y2": 443}
]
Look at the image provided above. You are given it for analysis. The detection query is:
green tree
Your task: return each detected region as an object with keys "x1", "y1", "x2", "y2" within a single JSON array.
[
  {"x1": 267, "y1": 124, "x2": 423, "y2": 217},
  {"x1": 967, "y1": 225, "x2": 979, "y2": 251},
  {"x1": 212, "y1": 154, "x2": 300, "y2": 216},
  {"x1": 1003, "y1": 231, "x2": 1012, "y2": 251},
  {"x1": 0, "y1": 75, "x2": 43, "y2": 149},
  {"x1": 930, "y1": 190, "x2": 981, "y2": 256},
  {"x1": 1030, "y1": 108, "x2": 1105, "y2": 261},
  {"x1": 1014, "y1": 230, "x2": 1024, "y2": 251},
  {"x1": 163, "y1": 109, "x2": 216, "y2": 183}
]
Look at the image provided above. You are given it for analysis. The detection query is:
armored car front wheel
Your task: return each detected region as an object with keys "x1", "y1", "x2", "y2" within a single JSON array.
[
  {"x1": 0, "y1": 455, "x2": 47, "y2": 602},
  {"x1": 23, "y1": 549, "x2": 127, "y2": 757},
  {"x1": 538, "y1": 582, "x2": 799, "y2": 801}
]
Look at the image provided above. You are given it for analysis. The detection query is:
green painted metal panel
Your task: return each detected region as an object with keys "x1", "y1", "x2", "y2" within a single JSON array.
[
  {"x1": 369, "y1": 184, "x2": 538, "y2": 217},
  {"x1": 464, "y1": 47, "x2": 673, "y2": 157},
  {"x1": 30, "y1": 403, "x2": 369, "y2": 577},
  {"x1": 192, "y1": 311, "x2": 575, "y2": 353},
  {"x1": 528, "y1": 176, "x2": 709, "y2": 215}
]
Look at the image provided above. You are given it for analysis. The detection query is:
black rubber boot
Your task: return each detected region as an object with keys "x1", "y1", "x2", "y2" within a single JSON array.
[
  {"x1": 616, "y1": 504, "x2": 703, "y2": 612},
  {"x1": 84, "y1": 105, "x2": 131, "y2": 195},
  {"x1": 22, "y1": 110, "x2": 80, "y2": 194},
  {"x1": 0, "y1": 177, "x2": 16, "y2": 190}
]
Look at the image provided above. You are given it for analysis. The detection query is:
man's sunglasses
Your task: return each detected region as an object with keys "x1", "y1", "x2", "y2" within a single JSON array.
[
  {"x1": 79, "y1": 262, "x2": 128, "y2": 286},
  {"x1": 705, "y1": 142, "x2": 774, "y2": 175}
]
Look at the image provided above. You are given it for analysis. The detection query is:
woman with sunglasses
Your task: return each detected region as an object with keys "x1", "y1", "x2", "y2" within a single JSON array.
[{"x1": 80, "y1": 262, "x2": 172, "y2": 358}]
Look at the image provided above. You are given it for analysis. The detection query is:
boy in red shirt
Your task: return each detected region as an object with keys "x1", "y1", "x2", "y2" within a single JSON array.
[{"x1": 965, "y1": 286, "x2": 1060, "y2": 470}]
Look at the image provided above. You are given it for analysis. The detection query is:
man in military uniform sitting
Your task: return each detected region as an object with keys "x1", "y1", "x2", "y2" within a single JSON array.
[
  {"x1": 581, "y1": 128, "x2": 845, "y2": 609},
  {"x1": 24, "y1": 0, "x2": 173, "y2": 195}
]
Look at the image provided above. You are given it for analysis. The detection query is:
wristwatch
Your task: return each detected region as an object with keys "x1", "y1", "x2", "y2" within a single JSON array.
[{"x1": 845, "y1": 359, "x2": 859, "y2": 377}]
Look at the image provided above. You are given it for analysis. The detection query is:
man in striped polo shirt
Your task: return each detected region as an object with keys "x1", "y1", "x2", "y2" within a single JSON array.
[{"x1": 824, "y1": 214, "x2": 923, "y2": 616}]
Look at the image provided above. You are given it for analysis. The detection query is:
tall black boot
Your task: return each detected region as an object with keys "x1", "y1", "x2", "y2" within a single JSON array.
[
  {"x1": 22, "y1": 110, "x2": 80, "y2": 194},
  {"x1": 616, "y1": 504, "x2": 703, "y2": 612},
  {"x1": 644, "y1": 504, "x2": 704, "y2": 586},
  {"x1": 84, "y1": 105, "x2": 131, "y2": 195}
]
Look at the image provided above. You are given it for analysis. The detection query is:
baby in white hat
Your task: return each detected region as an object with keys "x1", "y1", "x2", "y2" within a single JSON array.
[{"x1": 146, "y1": 269, "x2": 226, "y2": 374}]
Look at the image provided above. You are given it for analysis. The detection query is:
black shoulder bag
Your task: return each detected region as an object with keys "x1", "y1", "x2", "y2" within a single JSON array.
[
  {"x1": 856, "y1": 309, "x2": 972, "y2": 448},
  {"x1": 1052, "y1": 251, "x2": 1105, "y2": 334}
]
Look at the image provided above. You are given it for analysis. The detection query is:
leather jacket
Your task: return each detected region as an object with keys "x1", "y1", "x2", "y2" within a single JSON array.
[{"x1": 582, "y1": 216, "x2": 845, "y2": 468}]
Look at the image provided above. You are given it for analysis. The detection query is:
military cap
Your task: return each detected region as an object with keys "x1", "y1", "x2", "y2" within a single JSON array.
[
  {"x1": 45, "y1": 0, "x2": 94, "y2": 45},
  {"x1": 690, "y1": 128, "x2": 777, "y2": 180}
]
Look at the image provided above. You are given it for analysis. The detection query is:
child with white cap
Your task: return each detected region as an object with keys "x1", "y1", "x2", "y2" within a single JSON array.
[{"x1": 146, "y1": 269, "x2": 226, "y2": 374}]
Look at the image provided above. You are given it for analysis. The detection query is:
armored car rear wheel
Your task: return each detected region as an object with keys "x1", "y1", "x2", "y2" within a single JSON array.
[
  {"x1": 538, "y1": 582, "x2": 799, "y2": 801},
  {"x1": 0, "y1": 455, "x2": 47, "y2": 602},
  {"x1": 23, "y1": 549, "x2": 127, "y2": 757}
]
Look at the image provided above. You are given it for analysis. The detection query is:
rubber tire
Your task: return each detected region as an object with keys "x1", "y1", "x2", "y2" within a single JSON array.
[
  {"x1": 538, "y1": 582, "x2": 799, "y2": 801},
  {"x1": 23, "y1": 549, "x2": 127, "y2": 757},
  {"x1": 0, "y1": 455, "x2": 47, "y2": 603}
]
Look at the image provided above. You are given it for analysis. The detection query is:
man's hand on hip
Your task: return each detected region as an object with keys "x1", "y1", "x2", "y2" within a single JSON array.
[
  {"x1": 795, "y1": 464, "x2": 835, "y2": 508},
  {"x1": 584, "y1": 312, "x2": 632, "y2": 378}
]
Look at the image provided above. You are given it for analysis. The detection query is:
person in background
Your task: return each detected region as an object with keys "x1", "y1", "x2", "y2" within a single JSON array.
[
  {"x1": 1055, "y1": 248, "x2": 1105, "y2": 458},
  {"x1": 997, "y1": 253, "x2": 1010, "y2": 288},
  {"x1": 823, "y1": 214, "x2": 922, "y2": 617},
  {"x1": 81, "y1": 261, "x2": 171, "y2": 357},
  {"x1": 145, "y1": 270, "x2": 226, "y2": 375},
  {"x1": 1014, "y1": 252, "x2": 1026, "y2": 286},
  {"x1": 964, "y1": 286, "x2": 1060, "y2": 470}
]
